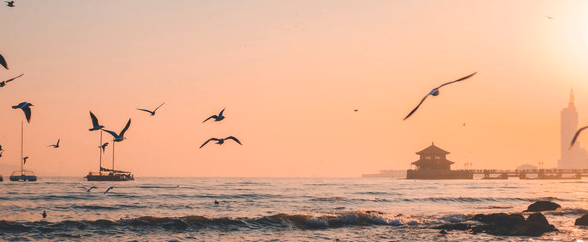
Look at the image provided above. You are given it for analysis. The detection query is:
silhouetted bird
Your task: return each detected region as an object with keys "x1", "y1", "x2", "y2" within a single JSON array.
[
  {"x1": 214, "y1": 200, "x2": 219, "y2": 205},
  {"x1": 203, "y1": 108, "x2": 225, "y2": 123},
  {"x1": 88, "y1": 111, "x2": 104, "y2": 131},
  {"x1": 0, "y1": 144, "x2": 3, "y2": 151},
  {"x1": 103, "y1": 119, "x2": 131, "y2": 142},
  {"x1": 81, "y1": 186, "x2": 98, "y2": 192},
  {"x1": 0, "y1": 53, "x2": 7, "y2": 69},
  {"x1": 5, "y1": 1, "x2": 14, "y2": 7},
  {"x1": 353, "y1": 109, "x2": 358, "y2": 112},
  {"x1": 99, "y1": 142, "x2": 108, "y2": 153},
  {"x1": 137, "y1": 102, "x2": 165, "y2": 116},
  {"x1": 23, "y1": 156, "x2": 28, "y2": 164},
  {"x1": 570, "y1": 126, "x2": 588, "y2": 149},
  {"x1": 545, "y1": 15, "x2": 553, "y2": 20},
  {"x1": 403, "y1": 72, "x2": 477, "y2": 120},
  {"x1": 200, "y1": 136, "x2": 242, "y2": 149},
  {"x1": 48, "y1": 139, "x2": 60, "y2": 148},
  {"x1": 0, "y1": 73, "x2": 23, "y2": 88},
  {"x1": 12, "y1": 102, "x2": 33, "y2": 123},
  {"x1": 0, "y1": 151, "x2": 3, "y2": 158},
  {"x1": 42, "y1": 210, "x2": 47, "y2": 218},
  {"x1": 103, "y1": 186, "x2": 114, "y2": 194}
]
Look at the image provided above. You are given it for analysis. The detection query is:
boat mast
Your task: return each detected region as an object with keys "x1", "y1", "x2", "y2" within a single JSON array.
[
  {"x1": 112, "y1": 140, "x2": 115, "y2": 171},
  {"x1": 99, "y1": 131, "x2": 102, "y2": 174},
  {"x1": 20, "y1": 121, "x2": 23, "y2": 176}
]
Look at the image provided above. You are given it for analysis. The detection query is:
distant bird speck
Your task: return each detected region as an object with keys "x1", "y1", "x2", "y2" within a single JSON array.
[
  {"x1": 214, "y1": 200, "x2": 220, "y2": 205},
  {"x1": 12, "y1": 102, "x2": 33, "y2": 123},
  {"x1": 42, "y1": 210, "x2": 47, "y2": 218},
  {"x1": 104, "y1": 186, "x2": 114, "y2": 194},
  {"x1": 0, "y1": 150, "x2": 3, "y2": 158},
  {"x1": 570, "y1": 126, "x2": 588, "y2": 149},
  {"x1": 0, "y1": 73, "x2": 24, "y2": 88},
  {"x1": 354, "y1": 109, "x2": 358, "y2": 112},
  {"x1": 403, "y1": 72, "x2": 477, "y2": 120},
  {"x1": 0, "y1": 53, "x2": 7, "y2": 69},
  {"x1": 103, "y1": 119, "x2": 131, "y2": 142},
  {"x1": 137, "y1": 102, "x2": 165, "y2": 116},
  {"x1": 48, "y1": 139, "x2": 60, "y2": 148},
  {"x1": 88, "y1": 111, "x2": 104, "y2": 131},
  {"x1": 545, "y1": 15, "x2": 553, "y2": 20},
  {"x1": 81, "y1": 186, "x2": 97, "y2": 192},
  {"x1": 23, "y1": 156, "x2": 29, "y2": 164},
  {"x1": 203, "y1": 108, "x2": 226, "y2": 123},
  {"x1": 0, "y1": 144, "x2": 3, "y2": 151},
  {"x1": 5, "y1": 1, "x2": 14, "y2": 7},
  {"x1": 99, "y1": 142, "x2": 109, "y2": 153},
  {"x1": 200, "y1": 136, "x2": 242, "y2": 149}
]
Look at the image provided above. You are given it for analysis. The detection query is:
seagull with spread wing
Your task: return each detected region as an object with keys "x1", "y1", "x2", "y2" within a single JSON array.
[
  {"x1": 88, "y1": 111, "x2": 105, "y2": 131},
  {"x1": 99, "y1": 142, "x2": 108, "y2": 153},
  {"x1": 0, "y1": 54, "x2": 7, "y2": 69},
  {"x1": 203, "y1": 108, "x2": 225, "y2": 123},
  {"x1": 12, "y1": 102, "x2": 33, "y2": 123},
  {"x1": 570, "y1": 126, "x2": 588, "y2": 149},
  {"x1": 5, "y1": 1, "x2": 14, "y2": 7},
  {"x1": 403, "y1": 72, "x2": 477, "y2": 120},
  {"x1": 48, "y1": 139, "x2": 60, "y2": 148},
  {"x1": 103, "y1": 119, "x2": 131, "y2": 142},
  {"x1": 199, "y1": 136, "x2": 242, "y2": 149},
  {"x1": 137, "y1": 102, "x2": 165, "y2": 116},
  {"x1": 0, "y1": 73, "x2": 23, "y2": 88}
]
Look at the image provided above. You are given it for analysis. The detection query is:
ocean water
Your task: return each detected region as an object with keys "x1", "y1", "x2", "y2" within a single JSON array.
[{"x1": 2, "y1": 176, "x2": 588, "y2": 241}]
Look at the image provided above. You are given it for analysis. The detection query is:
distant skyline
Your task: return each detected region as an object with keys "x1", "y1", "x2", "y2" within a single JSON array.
[{"x1": 2, "y1": 1, "x2": 588, "y2": 177}]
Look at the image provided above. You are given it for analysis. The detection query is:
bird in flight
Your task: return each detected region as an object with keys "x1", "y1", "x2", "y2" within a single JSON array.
[
  {"x1": 5, "y1": 1, "x2": 14, "y2": 7},
  {"x1": 103, "y1": 186, "x2": 114, "y2": 194},
  {"x1": 545, "y1": 15, "x2": 554, "y2": 20},
  {"x1": 0, "y1": 151, "x2": 3, "y2": 158},
  {"x1": 103, "y1": 119, "x2": 131, "y2": 142},
  {"x1": 88, "y1": 111, "x2": 105, "y2": 131},
  {"x1": 48, "y1": 139, "x2": 60, "y2": 148},
  {"x1": 0, "y1": 73, "x2": 24, "y2": 88},
  {"x1": 0, "y1": 53, "x2": 7, "y2": 69},
  {"x1": 81, "y1": 186, "x2": 98, "y2": 192},
  {"x1": 0, "y1": 144, "x2": 3, "y2": 151},
  {"x1": 200, "y1": 136, "x2": 242, "y2": 149},
  {"x1": 137, "y1": 102, "x2": 165, "y2": 116},
  {"x1": 23, "y1": 156, "x2": 29, "y2": 164},
  {"x1": 12, "y1": 102, "x2": 33, "y2": 123},
  {"x1": 203, "y1": 108, "x2": 226, "y2": 123},
  {"x1": 403, "y1": 72, "x2": 477, "y2": 120},
  {"x1": 99, "y1": 142, "x2": 108, "y2": 153},
  {"x1": 570, "y1": 126, "x2": 588, "y2": 149}
]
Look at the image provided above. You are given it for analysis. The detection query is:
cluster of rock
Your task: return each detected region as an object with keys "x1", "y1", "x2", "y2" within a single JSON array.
[{"x1": 435, "y1": 201, "x2": 565, "y2": 237}]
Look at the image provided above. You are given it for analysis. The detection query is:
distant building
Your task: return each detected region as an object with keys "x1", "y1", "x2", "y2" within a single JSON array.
[
  {"x1": 559, "y1": 89, "x2": 588, "y2": 169},
  {"x1": 407, "y1": 142, "x2": 472, "y2": 179}
]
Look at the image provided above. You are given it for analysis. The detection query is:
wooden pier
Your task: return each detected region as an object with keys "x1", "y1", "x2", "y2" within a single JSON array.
[{"x1": 460, "y1": 169, "x2": 588, "y2": 180}]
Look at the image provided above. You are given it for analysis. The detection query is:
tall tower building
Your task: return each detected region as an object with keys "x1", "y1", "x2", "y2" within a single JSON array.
[{"x1": 559, "y1": 89, "x2": 588, "y2": 169}]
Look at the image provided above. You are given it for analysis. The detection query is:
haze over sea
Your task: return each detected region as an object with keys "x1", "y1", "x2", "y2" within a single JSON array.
[{"x1": 2, "y1": 175, "x2": 588, "y2": 241}]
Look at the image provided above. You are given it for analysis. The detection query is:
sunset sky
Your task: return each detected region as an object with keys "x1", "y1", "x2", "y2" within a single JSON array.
[{"x1": 1, "y1": 0, "x2": 588, "y2": 177}]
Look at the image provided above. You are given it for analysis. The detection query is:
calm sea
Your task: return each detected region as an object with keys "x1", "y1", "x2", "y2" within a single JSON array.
[{"x1": 2, "y1": 176, "x2": 588, "y2": 241}]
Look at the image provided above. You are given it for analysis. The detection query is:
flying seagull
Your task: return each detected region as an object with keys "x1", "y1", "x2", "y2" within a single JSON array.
[
  {"x1": 5, "y1": 1, "x2": 14, "y2": 7},
  {"x1": 545, "y1": 15, "x2": 553, "y2": 20},
  {"x1": 0, "y1": 53, "x2": 7, "y2": 69},
  {"x1": 137, "y1": 102, "x2": 165, "y2": 116},
  {"x1": 103, "y1": 186, "x2": 114, "y2": 194},
  {"x1": 0, "y1": 73, "x2": 24, "y2": 88},
  {"x1": 48, "y1": 139, "x2": 60, "y2": 148},
  {"x1": 570, "y1": 126, "x2": 588, "y2": 149},
  {"x1": 81, "y1": 186, "x2": 98, "y2": 192},
  {"x1": 103, "y1": 119, "x2": 131, "y2": 142},
  {"x1": 0, "y1": 144, "x2": 3, "y2": 151},
  {"x1": 199, "y1": 136, "x2": 242, "y2": 149},
  {"x1": 203, "y1": 108, "x2": 225, "y2": 123},
  {"x1": 403, "y1": 72, "x2": 477, "y2": 120},
  {"x1": 0, "y1": 151, "x2": 3, "y2": 158},
  {"x1": 23, "y1": 156, "x2": 28, "y2": 164},
  {"x1": 12, "y1": 102, "x2": 33, "y2": 123},
  {"x1": 88, "y1": 111, "x2": 104, "y2": 131},
  {"x1": 99, "y1": 142, "x2": 108, "y2": 153}
]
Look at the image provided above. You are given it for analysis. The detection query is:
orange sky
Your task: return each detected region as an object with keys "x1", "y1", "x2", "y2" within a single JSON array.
[{"x1": 2, "y1": 0, "x2": 588, "y2": 177}]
